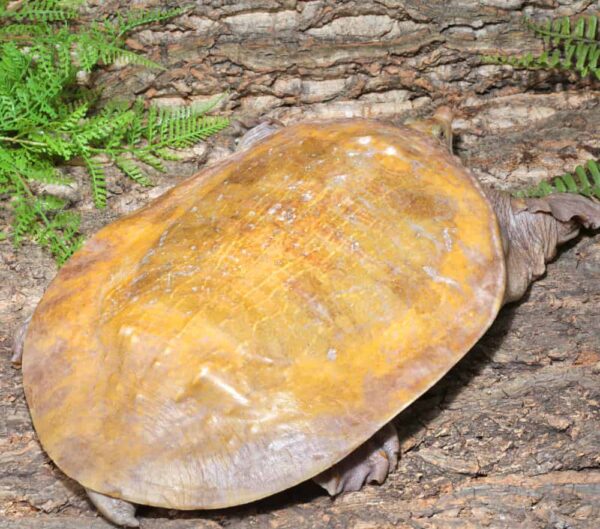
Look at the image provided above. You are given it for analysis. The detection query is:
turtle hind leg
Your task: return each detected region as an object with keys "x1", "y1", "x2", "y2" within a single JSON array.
[
  {"x1": 313, "y1": 422, "x2": 400, "y2": 495},
  {"x1": 11, "y1": 314, "x2": 32, "y2": 365},
  {"x1": 86, "y1": 489, "x2": 139, "y2": 528}
]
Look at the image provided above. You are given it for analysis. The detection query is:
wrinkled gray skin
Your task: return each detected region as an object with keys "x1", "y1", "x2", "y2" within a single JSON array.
[
  {"x1": 12, "y1": 115, "x2": 600, "y2": 527},
  {"x1": 484, "y1": 190, "x2": 600, "y2": 303},
  {"x1": 86, "y1": 490, "x2": 139, "y2": 528}
]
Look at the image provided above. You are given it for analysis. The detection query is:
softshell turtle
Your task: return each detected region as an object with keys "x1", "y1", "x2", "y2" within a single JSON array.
[{"x1": 14, "y1": 109, "x2": 600, "y2": 527}]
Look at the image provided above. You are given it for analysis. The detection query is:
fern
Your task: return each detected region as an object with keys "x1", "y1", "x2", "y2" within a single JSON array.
[
  {"x1": 3, "y1": 1, "x2": 83, "y2": 23},
  {"x1": 483, "y1": 15, "x2": 600, "y2": 80},
  {"x1": 111, "y1": 6, "x2": 191, "y2": 38},
  {"x1": 482, "y1": 14, "x2": 600, "y2": 201},
  {"x1": 82, "y1": 154, "x2": 108, "y2": 208},
  {"x1": 515, "y1": 159, "x2": 600, "y2": 200},
  {"x1": 0, "y1": 1, "x2": 228, "y2": 264},
  {"x1": 155, "y1": 105, "x2": 230, "y2": 148},
  {"x1": 102, "y1": 97, "x2": 228, "y2": 190},
  {"x1": 115, "y1": 156, "x2": 151, "y2": 186}
]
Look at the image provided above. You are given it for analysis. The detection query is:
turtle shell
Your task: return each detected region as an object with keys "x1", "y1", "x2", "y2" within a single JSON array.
[{"x1": 23, "y1": 119, "x2": 505, "y2": 509}]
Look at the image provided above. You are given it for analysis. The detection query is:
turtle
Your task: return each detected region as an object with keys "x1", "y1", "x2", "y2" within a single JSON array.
[{"x1": 13, "y1": 108, "x2": 600, "y2": 527}]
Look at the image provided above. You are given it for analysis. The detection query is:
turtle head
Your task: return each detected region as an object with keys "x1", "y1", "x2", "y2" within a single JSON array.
[
  {"x1": 404, "y1": 106, "x2": 454, "y2": 152},
  {"x1": 485, "y1": 189, "x2": 600, "y2": 304}
]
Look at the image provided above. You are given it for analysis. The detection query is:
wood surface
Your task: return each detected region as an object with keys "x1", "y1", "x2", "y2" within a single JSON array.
[{"x1": 1, "y1": 0, "x2": 599, "y2": 528}]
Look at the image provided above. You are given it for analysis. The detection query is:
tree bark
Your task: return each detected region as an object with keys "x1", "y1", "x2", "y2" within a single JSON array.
[{"x1": 1, "y1": 1, "x2": 599, "y2": 528}]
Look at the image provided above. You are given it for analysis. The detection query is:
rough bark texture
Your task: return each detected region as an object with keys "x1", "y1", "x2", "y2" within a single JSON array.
[{"x1": 1, "y1": 0, "x2": 599, "y2": 528}]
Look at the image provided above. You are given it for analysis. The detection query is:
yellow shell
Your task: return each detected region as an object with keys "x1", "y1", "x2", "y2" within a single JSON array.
[{"x1": 23, "y1": 119, "x2": 505, "y2": 509}]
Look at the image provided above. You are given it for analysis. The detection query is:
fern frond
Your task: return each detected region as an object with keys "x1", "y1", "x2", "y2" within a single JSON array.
[
  {"x1": 56, "y1": 102, "x2": 89, "y2": 131},
  {"x1": 42, "y1": 210, "x2": 83, "y2": 264},
  {"x1": 0, "y1": 147, "x2": 59, "y2": 188},
  {"x1": 0, "y1": 42, "x2": 32, "y2": 88},
  {"x1": 83, "y1": 154, "x2": 107, "y2": 208},
  {"x1": 114, "y1": 156, "x2": 151, "y2": 186},
  {"x1": 133, "y1": 151, "x2": 165, "y2": 172},
  {"x1": 77, "y1": 110, "x2": 134, "y2": 144},
  {"x1": 0, "y1": 96, "x2": 21, "y2": 131},
  {"x1": 74, "y1": 35, "x2": 162, "y2": 71},
  {"x1": 5, "y1": 0, "x2": 81, "y2": 22},
  {"x1": 9, "y1": 150, "x2": 67, "y2": 184},
  {"x1": 11, "y1": 193, "x2": 80, "y2": 264},
  {"x1": 154, "y1": 105, "x2": 229, "y2": 148},
  {"x1": 0, "y1": 2, "x2": 227, "y2": 265},
  {"x1": 35, "y1": 193, "x2": 68, "y2": 212},
  {"x1": 0, "y1": 22, "x2": 52, "y2": 38},
  {"x1": 185, "y1": 94, "x2": 226, "y2": 117},
  {"x1": 112, "y1": 6, "x2": 192, "y2": 37},
  {"x1": 153, "y1": 147, "x2": 181, "y2": 161},
  {"x1": 145, "y1": 104, "x2": 158, "y2": 144},
  {"x1": 107, "y1": 46, "x2": 163, "y2": 70},
  {"x1": 515, "y1": 159, "x2": 600, "y2": 200},
  {"x1": 482, "y1": 15, "x2": 600, "y2": 80},
  {"x1": 33, "y1": 206, "x2": 83, "y2": 264},
  {"x1": 27, "y1": 131, "x2": 74, "y2": 158},
  {"x1": 525, "y1": 15, "x2": 598, "y2": 46},
  {"x1": 125, "y1": 99, "x2": 144, "y2": 145},
  {"x1": 12, "y1": 197, "x2": 38, "y2": 245},
  {"x1": 73, "y1": 34, "x2": 101, "y2": 72}
]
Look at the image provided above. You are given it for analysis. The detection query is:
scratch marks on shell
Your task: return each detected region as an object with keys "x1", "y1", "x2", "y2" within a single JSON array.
[
  {"x1": 422, "y1": 266, "x2": 461, "y2": 289},
  {"x1": 195, "y1": 366, "x2": 250, "y2": 406}
]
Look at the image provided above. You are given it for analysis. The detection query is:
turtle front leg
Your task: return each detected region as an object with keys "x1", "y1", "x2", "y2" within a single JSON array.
[
  {"x1": 485, "y1": 190, "x2": 600, "y2": 304},
  {"x1": 236, "y1": 118, "x2": 284, "y2": 150},
  {"x1": 86, "y1": 489, "x2": 139, "y2": 528},
  {"x1": 313, "y1": 422, "x2": 399, "y2": 495}
]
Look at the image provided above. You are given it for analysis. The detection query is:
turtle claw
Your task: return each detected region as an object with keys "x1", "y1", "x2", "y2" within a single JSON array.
[
  {"x1": 313, "y1": 422, "x2": 400, "y2": 495},
  {"x1": 86, "y1": 489, "x2": 139, "y2": 528}
]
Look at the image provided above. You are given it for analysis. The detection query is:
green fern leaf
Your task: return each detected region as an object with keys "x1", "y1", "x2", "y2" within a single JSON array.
[
  {"x1": 35, "y1": 208, "x2": 83, "y2": 264},
  {"x1": 125, "y1": 99, "x2": 145, "y2": 145},
  {"x1": 112, "y1": 6, "x2": 191, "y2": 37},
  {"x1": 145, "y1": 105, "x2": 158, "y2": 144},
  {"x1": 11, "y1": 194, "x2": 81, "y2": 264},
  {"x1": 78, "y1": 111, "x2": 134, "y2": 145},
  {"x1": 83, "y1": 154, "x2": 107, "y2": 208},
  {"x1": 7, "y1": 3, "x2": 80, "y2": 23},
  {"x1": 12, "y1": 198, "x2": 38, "y2": 245},
  {"x1": 35, "y1": 194, "x2": 68, "y2": 211},
  {"x1": 525, "y1": 15, "x2": 598, "y2": 46},
  {"x1": 56, "y1": 102, "x2": 89, "y2": 131},
  {"x1": 153, "y1": 147, "x2": 181, "y2": 161},
  {"x1": 189, "y1": 94, "x2": 226, "y2": 116},
  {"x1": 0, "y1": 1, "x2": 227, "y2": 265},
  {"x1": 115, "y1": 156, "x2": 151, "y2": 186},
  {"x1": 483, "y1": 15, "x2": 600, "y2": 79},
  {"x1": 73, "y1": 34, "x2": 103, "y2": 72},
  {"x1": 515, "y1": 159, "x2": 600, "y2": 200},
  {"x1": 0, "y1": 23, "x2": 53, "y2": 40},
  {"x1": 134, "y1": 151, "x2": 165, "y2": 172},
  {"x1": 152, "y1": 103, "x2": 229, "y2": 148},
  {"x1": 97, "y1": 43, "x2": 163, "y2": 70}
]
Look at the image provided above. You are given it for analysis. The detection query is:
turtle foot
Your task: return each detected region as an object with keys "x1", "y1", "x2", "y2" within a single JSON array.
[
  {"x1": 86, "y1": 489, "x2": 139, "y2": 528},
  {"x1": 11, "y1": 315, "x2": 32, "y2": 365},
  {"x1": 313, "y1": 422, "x2": 400, "y2": 495}
]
